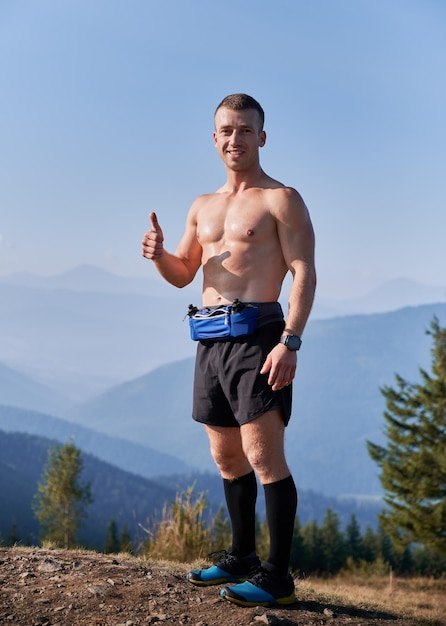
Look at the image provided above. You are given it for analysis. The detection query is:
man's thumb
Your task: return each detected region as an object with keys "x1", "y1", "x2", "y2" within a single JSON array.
[{"x1": 149, "y1": 211, "x2": 159, "y2": 231}]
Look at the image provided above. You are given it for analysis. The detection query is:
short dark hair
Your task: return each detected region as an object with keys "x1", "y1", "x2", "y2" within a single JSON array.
[{"x1": 214, "y1": 93, "x2": 265, "y2": 130}]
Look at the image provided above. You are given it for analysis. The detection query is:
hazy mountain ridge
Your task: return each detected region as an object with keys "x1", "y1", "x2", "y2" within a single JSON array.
[
  {"x1": 1, "y1": 266, "x2": 445, "y2": 404},
  {"x1": 0, "y1": 280, "x2": 198, "y2": 400},
  {"x1": 63, "y1": 358, "x2": 207, "y2": 468},
  {"x1": 0, "y1": 405, "x2": 193, "y2": 478},
  {"x1": 0, "y1": 264, "x2": 198, "y2": 298},
  {"x1": 2, "y1": 264, "x2": 444, "y2": 316},
  {"x1": 0, "y1": 362, "x2": 71, "y2": 415},
  {"x1": 315, "y1": 277, "x2": 446, "y2": 318}
]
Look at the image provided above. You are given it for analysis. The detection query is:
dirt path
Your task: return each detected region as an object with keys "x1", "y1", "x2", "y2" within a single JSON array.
[{"x1": 0, "y1": 547, "x2": 414, "y2": 625}]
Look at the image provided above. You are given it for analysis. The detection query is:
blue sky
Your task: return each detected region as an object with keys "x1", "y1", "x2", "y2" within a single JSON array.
[{"x1": 1, "y1": 0, "x2": 445, "y2": 298}]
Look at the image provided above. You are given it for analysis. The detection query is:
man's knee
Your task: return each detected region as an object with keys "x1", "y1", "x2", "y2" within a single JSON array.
[
  {"x1": 242, "y1": 440, "x2": 289, "y2": 483},
  {"x1": 210, "y1": 445, "x2": 250, "y2": 478},
  {"x1": 243, "y1": 445, "x2": 269, "y2": 475}
]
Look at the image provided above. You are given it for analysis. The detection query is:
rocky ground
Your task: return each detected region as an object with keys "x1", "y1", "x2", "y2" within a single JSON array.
[{"x1": 0, "y1": 547, "x2": 416, "y2": 626}]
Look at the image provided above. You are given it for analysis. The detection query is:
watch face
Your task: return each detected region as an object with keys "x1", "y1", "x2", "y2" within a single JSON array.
[{"x1": 286, "y1": 335, "x2": 301, "y2": 350}]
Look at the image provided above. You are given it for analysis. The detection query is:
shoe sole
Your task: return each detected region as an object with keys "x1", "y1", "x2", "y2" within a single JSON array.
[
  {"x1": 187, "y1": 575, "x2": 248, "y2": 587},
  {"x1": 220, "y1": 590, "x2": 296, "y2": 607}
]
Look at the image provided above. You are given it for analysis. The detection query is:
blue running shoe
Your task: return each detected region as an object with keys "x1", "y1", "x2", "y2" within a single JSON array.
[
  {"x1": 186, "y1": 550, "x2": 260, "y2": 586},
  {"x1": 219, "y1": 566, "x2": 296, "y2": 607}
]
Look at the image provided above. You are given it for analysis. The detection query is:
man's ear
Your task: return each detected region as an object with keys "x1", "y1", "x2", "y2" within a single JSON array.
[
  {"x1": 259, "y1": 130, "x2": 266, "y2": 147},
  {"x1": 213, "y1": 131, "x2": 218, "y2": 147}
]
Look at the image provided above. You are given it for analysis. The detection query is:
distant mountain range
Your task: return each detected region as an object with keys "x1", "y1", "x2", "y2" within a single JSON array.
[
  {"x1": 315, "y1": 277, "x2": 446, "y2": 318},
  {"x1": 1, "y1": 265, "x2": 445, "y2": 404},
  {"x1": 2, "y1": 263, "x2": 445, "y2": 314},
  {"x1": 0, "y1": 404, "x2": 193, "y2": 478},
  {"x1": 0, "y1": 269, "x2": 200, "y2": 402},
  {"x1": 0, "y1": 264, "x2": 194, "y2": 297},
  {"x1": 0, "y1": 362, "x2": 70, "y2": 416}
]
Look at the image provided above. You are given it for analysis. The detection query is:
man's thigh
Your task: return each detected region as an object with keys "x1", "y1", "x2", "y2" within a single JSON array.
[
  {"x1": 240, "y1": 410, "x2": 290, "y2": 484},
  {"x1": 204, "y1": 425, "x2": 252, "y2": 479}
]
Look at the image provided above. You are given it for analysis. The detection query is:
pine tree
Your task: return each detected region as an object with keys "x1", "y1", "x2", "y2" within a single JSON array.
[
  {"x1": 119, "y1": 525, "x2": 133, "y2": 554},
  {"x1": 299, "y1": 520, "x2": 324, "y2": 574},
  {"x1": 362, "y1": 525, "x2": 380, "y2": 563},
  {"x1": 104, "y1": 518, "x2": 120, "y2": 554},
  {"x1": 6, "y1": 522, "x2": 20, "y2": 547},
  {"x1": 367, "y1": 317, "x2": 446, "y2": 552},
  {"x1": 33, "y1": 442, "x2": 92, "y2": 548},
  {"x1": 289, "y1": 516, "x2": 305, "y2": 572},
  {"x1": 320, "y1": 508, "x2": 346, "y2": 574},
  {"x1": 345, "y1": 513, "x2": 363, "y2": 563}
]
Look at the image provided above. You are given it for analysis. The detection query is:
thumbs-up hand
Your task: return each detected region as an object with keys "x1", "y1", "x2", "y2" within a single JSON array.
[{"x1": 142, "y1": 211, "x2": 165, "y2": 259}]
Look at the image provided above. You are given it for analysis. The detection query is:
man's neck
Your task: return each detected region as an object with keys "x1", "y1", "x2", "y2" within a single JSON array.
[{"x1": 224, "y1": 165, "x2": 266, "y2": 193}]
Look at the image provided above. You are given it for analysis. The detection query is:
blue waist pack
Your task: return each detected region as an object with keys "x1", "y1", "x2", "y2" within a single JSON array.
[{"x1": 187, "y1": 299, "x2": 259, "y2": 341}]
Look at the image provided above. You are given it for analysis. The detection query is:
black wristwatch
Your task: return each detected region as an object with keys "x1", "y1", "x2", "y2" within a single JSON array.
[{"x1": 279, "y1": 334, "x2": 302, "y2": 351}]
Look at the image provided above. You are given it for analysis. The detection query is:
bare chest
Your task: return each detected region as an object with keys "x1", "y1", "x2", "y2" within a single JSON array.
[{"x1": 196, "y1": 198, "x2": 275, "y2": 247}]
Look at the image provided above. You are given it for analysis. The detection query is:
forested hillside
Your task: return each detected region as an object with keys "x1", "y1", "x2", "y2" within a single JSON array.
[
  {"x1": 0, "y1": 430, "x2": 382, "y2": 550},
  {"x1": 0, "y1": 430, "x2": 177, "y2": 549}
]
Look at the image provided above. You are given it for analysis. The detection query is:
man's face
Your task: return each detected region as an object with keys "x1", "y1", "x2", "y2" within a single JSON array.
[{"x1": 213, "y1": 107, "x2": 266, "y2": 170}]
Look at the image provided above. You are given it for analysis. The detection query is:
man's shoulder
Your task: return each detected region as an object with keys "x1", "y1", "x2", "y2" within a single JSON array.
[
  {"x1": 262, "y1": 185, "x2": 309, "y2": 223},
  {"x1": 263, "y1": 184, "x2": 305, "y2": 205},
  {"x1": 263, "y1": 183, "x2": 299, "y2": 195},
  {"x1": 258, "y1": 176, "x2": 302, "y2": 199},
  {"x1": 189, "y1": 192, "x2": 220, "y2": 210}
]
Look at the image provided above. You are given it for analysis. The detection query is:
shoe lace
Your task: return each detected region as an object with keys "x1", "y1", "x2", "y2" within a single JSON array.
[
  {"x1": 249, "y1": 566, "x2": 273, "y2": 585},
  {"x1": 208, "y1": 549, "x2": 227, "y2": 561},
  {"x1": 207, "y1": 549, "x2": 236, "y2": 566},
  {"x1": 208, "y1": 549, "x2": 259, "y2": 573}
]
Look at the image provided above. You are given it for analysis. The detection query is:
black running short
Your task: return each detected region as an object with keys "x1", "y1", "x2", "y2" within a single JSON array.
[{"x1": 192, "y1": 302, "x2": 292, "y2": 427}]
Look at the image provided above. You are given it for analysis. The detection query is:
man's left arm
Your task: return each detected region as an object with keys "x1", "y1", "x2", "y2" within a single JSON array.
[
  {"x1": 279, "y1": 189, "x2": 316, "y2": 337},
  {"x1": 260, "y1": 188, "x2": 316, "y2": 391}
]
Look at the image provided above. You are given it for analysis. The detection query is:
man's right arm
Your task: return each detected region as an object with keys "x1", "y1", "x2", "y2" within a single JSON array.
[{"x1": 142, "y1": 209, "x2": 202, "y2": 288}]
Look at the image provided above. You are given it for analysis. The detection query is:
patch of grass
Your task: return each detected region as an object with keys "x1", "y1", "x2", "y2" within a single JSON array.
[
  {"x1": 140, "y1": 486, "x2": 212, "y2": 562},
  {"x1": 301, "y1": 573, "x2": 446, "y2": 625}
]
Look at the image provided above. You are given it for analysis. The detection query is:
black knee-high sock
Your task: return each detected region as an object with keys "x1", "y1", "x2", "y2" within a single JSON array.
[
  {"x1": 223, "y1": 471, "x2": 257, "y2": 557},
  {"x1": 263, "y1": 475, "x2": 298, "y2": 576}
]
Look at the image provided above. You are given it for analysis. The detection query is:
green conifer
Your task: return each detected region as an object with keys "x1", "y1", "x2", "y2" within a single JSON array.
[
  {"x1": 362, "y1": 525, "x2": 380, "y2": 563},
  {"x1": 321, "y1": 508, "x2": 346, "y2": 574},
  {"x1": 300, "y1": 520, "x2": 324, "y2": 574},
  {"x1": 368, "y1": 317, "x2": 446, "y2": 552},
  {"x1": 119, "y1": 524, "x2": 133, "y2": 553},
  {"x1": 104, "y1": 518, "x2": 120, "y2": 554},
  {"x1": 345, "y1": 513, "x2": 363, "y2": 563},
  {"x1": 33, "y1": 442, "x2": 92, "y2": 548}
]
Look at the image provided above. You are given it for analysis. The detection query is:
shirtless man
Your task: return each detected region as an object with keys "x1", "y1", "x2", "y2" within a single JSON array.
[{"x1": 142, "y1": 94, "x2": 316, "y2": 607}]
